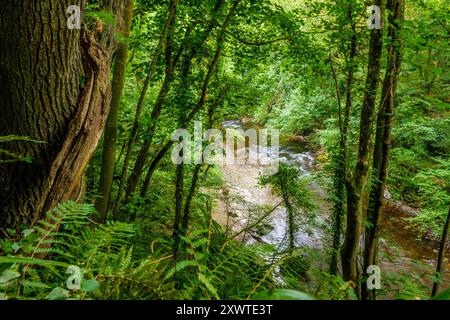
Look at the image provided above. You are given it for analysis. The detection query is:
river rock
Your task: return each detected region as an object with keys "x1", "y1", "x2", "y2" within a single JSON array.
[
  {"x1": 228, "y1": 211, "x2": 238, "y2": 218},
  {"x1": 253, "y1": 223, "x2": 274, "y2": 236},
  {"x1": 241, "y1": 117, "x2": 253, "y2": 125},
  {"x1": 288, "y1": 135, "x2": 307, "y2": 143}
]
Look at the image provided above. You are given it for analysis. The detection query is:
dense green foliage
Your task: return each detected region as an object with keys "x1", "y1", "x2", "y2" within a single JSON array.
[
  {"x1": 0, "y1": 202, "x2": 350, "y2": 300},
  {"x1": 0, "y1": 0, "x2": 448, "y2": 301}
]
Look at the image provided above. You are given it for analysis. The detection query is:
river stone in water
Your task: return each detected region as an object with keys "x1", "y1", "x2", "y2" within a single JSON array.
[{"x1": 253, "y1": 223, "x2": 275, "y2": 236}]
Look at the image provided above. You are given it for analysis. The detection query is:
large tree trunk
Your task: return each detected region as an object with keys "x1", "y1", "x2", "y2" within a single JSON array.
[
  {"x1": 341, "y1": 0, "x2": 385, "y2": 284},
  {"x1": 362, "y1": 0, "x2": 404, "y2": 300},
  {"x1": 0, "y1": 1, "x2": 112, "y2": 229},
  {"x1": 96, "y1": 0, "x2": 135, "y2": 223}
]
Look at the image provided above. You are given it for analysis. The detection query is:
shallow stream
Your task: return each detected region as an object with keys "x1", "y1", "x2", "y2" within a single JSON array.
[{"x1": 216, "y1": 119, "x2": 449, "y2": 295}]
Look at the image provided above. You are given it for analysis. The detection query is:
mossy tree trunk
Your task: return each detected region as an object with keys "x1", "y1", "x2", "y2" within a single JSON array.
[
  {"x1": 341, "y1": 0, "x2": 385, "y2": 284},
  {"x1": 96, "y1": 0, "x2": 135, "y2": 223},
  {"x1": 329, "y1": 3, "x2": 357, "y2": 275},
  {"x1": 0, "y1": 0, "x2": 112, "y2": 229},
  {"x1": 362, "y1": 0, "x2": 404, "y2": 300}
]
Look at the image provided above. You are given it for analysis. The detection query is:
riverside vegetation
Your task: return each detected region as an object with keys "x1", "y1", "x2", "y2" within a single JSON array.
[{"x1": 0, "y1": 0, "x2": 449, "y2": 300}]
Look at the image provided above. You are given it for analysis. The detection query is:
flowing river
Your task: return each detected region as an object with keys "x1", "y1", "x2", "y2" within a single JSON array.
[{"x1": 212, "y1": 119, "x2": 449, "y2": 297}]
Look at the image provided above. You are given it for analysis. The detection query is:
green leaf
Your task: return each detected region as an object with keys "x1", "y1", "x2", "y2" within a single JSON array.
[
  {"x1": 431, "y1": 288, "x2": 450, "y2": 300},
  {"x1": 255, "y1": 289, "x2": 316, "y2": 300},
  {"x1": 0, "y1": 256, "x2": 69, "y2": 268},
  {"x1": 11, "y1": 243, "x2": 22, "y2": 252},
  {"x1": 198, "y1": 273, "x2": 220, "y2": 300},
  {"x1": 46, "y1": 287, "x2": 70, "y2": 300},
  {"x1": 165, "y1": 260, "x2": 197, "y2": 280},
  {"x1": 80, "y1": 279, "x2": 100, "y2": 292},
  {"x1": 22, "y1": 229, "x2": 35, "y2": 238},
  {"x1": 0, "y1": 270, "x2": 21, "y2": 284}
]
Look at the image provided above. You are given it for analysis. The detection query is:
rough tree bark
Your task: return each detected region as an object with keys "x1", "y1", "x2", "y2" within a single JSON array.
[
  {"x1": 0, "y1": 1, "x2": 115, "y2": 230},
  {"x1": 341, "y1": 0, "x2": 385, "y2": 284}
]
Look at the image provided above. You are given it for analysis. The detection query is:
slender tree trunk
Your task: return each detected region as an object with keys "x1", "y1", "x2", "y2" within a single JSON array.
[
  {"x1": 139, "y1": 1, "x2": 238, "y2": 199},
  {"x1": 123, "y1": 4, "x2": 198, "y2": 208},
  {"x1": 171, "y1": 48, "x2": 194, "y2": 237},
  {"x1": 362, "y1": 0, "x2": 404, "y2": 300},
  {"x1": 96, "y1": 0, "x2": 134, "y2": 223},
  {"x1": 111, "y1": 0, "x2": 180, "y2": 219},
  {"x1": 180, "y1": 107, "x2": 215, "y2": 237},
  {"x1": 341, "y1": 0, "x2": 385, "y2": 284},
  {"x1": 283, "y1": 190, "x2": 296, "y2": 254},
  {"x1": 140, "y1": 140, "x2": 175, "y2": 197},
  {"x1": 124, "y1": 62, "x2": 176, "y2": 205},
  {"x1": 431, "y1": 206, "x2": 450, "y2": 297},
  {"x1": 172, "y1": 162, "x2": 185, "y2": 252},
  {"x1": 330, "y1": 10, "x2": 358, "y2": 275},
  {"x1": 329, "y1": 8, "x2": 357, "y2": 273},
  {"x1": 181, "y1": 164, "x2": 202, "y2": 236},
  {"x1": 124, "y1": 0, "x2": 225, "y2": 203},
  {"x1": 172, "y1": 0, "x2": 241, "y2": 252},
  {"x1": 0, "y1": 1, "x2": 113, "y2": 229},
  {"x1": 425, "y1": 48, "x2": 433, "y2": 96},
  {"x1": 139, "y1": 92, "x2": 226, "y2": 199},
  {"x1": 139, "y1": 89, "x2": 225, "y2": 197},
  {"x1": 329, "y1": 52, "x2": 345, "y2": 273}
]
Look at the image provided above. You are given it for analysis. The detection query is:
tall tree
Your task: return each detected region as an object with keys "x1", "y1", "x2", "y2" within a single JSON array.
[
  {"x1": 173, "y1": 0, "x2": 242, "y2": 251},
  {"x1": 123, "y1": 0, "x2": 226, "y2": 204},
  {"x1": 329, "y1": 0, "x2": 358, "y2": 275},
  {"x1": 362, "y1": 0, "x2": 404, "y2": 300},
  {"x1": 111, "y1": 0, "x2": 180, "y2": 219},
  {"x1": 96, "y1": 0, "x2": 135, "y2": 223},
  {"x1": 123, "y1": 12, "x2": 180, "y2": 207},
  {"x1": 341, "y1": 0, "x2": 385, "y2": 283}
]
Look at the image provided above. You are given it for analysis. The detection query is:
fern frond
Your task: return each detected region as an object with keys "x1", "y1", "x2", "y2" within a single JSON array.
[{"x1": 165, "y1": 260, "x2": 197, "y2": 280}]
